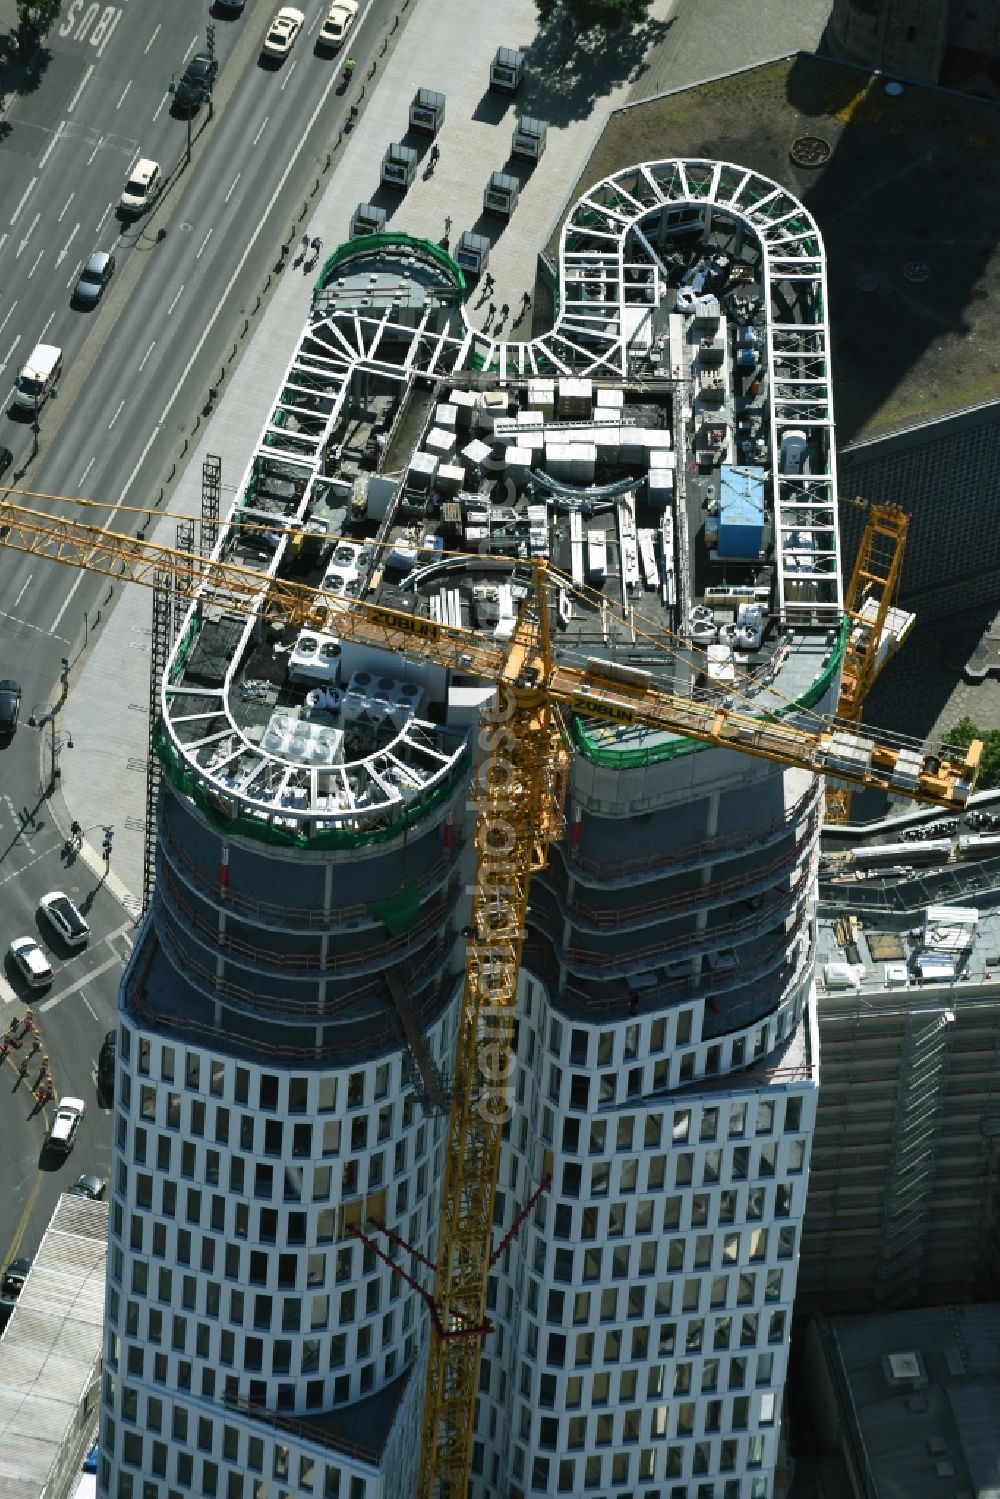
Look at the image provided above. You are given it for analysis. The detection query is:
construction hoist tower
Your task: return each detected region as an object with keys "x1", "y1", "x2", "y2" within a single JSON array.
[{"x1": 825, "y1": 499, "x2": 914, "y2": 823}]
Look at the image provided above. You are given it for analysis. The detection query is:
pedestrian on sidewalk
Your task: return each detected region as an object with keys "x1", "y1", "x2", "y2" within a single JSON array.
[
  {"x1": 499, "y1": 302, "x2": 510, "y2": 320},
  {"x1": 486, "y1": 302, "x2": 496, "y2": 324},
  {"x1": 483, "y1": 272, "x2": 495, "y2": 292},
  {"x1": 521, "y1": 291, "x2": 531, "y2": 309},
  {"x1": 28, "y1": 1039, "x2": 40, "y2": 1059},
  {"x1": 69, "y1": 819, "x2": 82, "y2": 848},
  {"x1": 23, "y1": 1011, "x2": 35, "y2": 1035},
  {"x1": 444, "y1": 214, "x2": 452, "y2": 235}
]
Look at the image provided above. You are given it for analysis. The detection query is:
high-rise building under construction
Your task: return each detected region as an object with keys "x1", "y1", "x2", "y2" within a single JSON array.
[{"x1": 99, "y1": 157, "x2": 864, "y2": 1499}]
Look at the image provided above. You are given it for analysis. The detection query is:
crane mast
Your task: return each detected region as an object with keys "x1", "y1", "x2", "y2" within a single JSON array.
[
  {"x1": 419, "y1": 580, "x2": 569, "y2": 1496},
  {"x1": 826, "y1": 500, "x2": 913, "y2": 823}
]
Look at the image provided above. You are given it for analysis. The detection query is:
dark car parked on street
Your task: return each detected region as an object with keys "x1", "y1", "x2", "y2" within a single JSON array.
[
  {"x1": 172, "y1": 52, "x2": 219, "y2": 113},
  {"x1": 72, "y1": 251, "x2": 116, "y2": 308},
  {"x1": 0, "y1": 680, "x2": 21, "y2": 737},
  {"x1": 98, "y1": 1029, "x2": 116, "y2": 1092}
]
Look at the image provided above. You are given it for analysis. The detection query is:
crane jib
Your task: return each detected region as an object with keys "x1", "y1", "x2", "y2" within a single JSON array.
[{"x1": 569, "y1": 693, "x2": 637, "y2": 725}]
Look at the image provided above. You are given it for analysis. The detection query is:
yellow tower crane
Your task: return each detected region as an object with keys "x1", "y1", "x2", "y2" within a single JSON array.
[
  {"x1": 0, "y1": 491, "x2": 980, "y2": 1499},
  {"x1": 825, "y1": 498, "x2": 913, "y2": 823}
]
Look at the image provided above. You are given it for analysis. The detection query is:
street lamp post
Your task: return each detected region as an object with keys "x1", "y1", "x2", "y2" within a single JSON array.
[{"x1": 28, "y1": 659, "x2": 73, "y2": 790}]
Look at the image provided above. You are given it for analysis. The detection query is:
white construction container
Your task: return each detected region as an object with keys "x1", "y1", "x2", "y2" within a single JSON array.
[
  {"x1": 407, "y1": 451, "x2": 439, "y2": 489},
  {"x1": 527, "y1": 378, "x2": 555, "y2": 417},
  {"x1": 425, "y1": 427, "x2": 456, "y2": 460},
  {"x1": 450, "y1": 389, "x2": 478, "y2": 429},
  {"x1": 596, "y1": 387, "x2": 624, "y2": 413},
  {"x1": 435, "y1": 402, "x2": 459, "y2": 431},
  {"x1": 557, "y1": 377, "x2": 592, "y2": 419},
  {"x1": 460, "y1": 438, "x2": 492, "y2": 475},
  {"x1": 436, "y1": 462, "x2": 465, "y2": 496},
  {"x1": 505, "y1": 446, "x2": 531, "y2": 489},
  {"x1": 477, "y1": 391, "x2": 509, "y2": 431},
  {"x1": 586, "y1": 531, "x2": 607, "y2": 583}
]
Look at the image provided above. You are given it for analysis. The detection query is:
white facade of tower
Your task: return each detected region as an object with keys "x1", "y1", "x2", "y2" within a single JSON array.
[{"x1": 100, "y1": 153, "x2": 852, "y2": 1498}]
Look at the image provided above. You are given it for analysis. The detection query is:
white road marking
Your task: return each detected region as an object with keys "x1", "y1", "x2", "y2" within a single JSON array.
[
  {"x1": 67, "y1": 64, "x2": 95, "y2": 115},
  {"x1": 0, "y1": 304, "x2": 17, "y2": 338},
  {"x1": 96, "y1": 201, "x2": 114, "y2": 233},
  {"x1": 183, "y1": 33, "x2": 198, "y2": 63},
  {"x1": 79, "y1": 457, "x2": 95, "y2": 485},
  {"x1": 144, "y1": 23, "x2": 161, "y2": 57},
  {"x1": 108, "y1": 400, "x2": 125, "y2": 428},
  {"x1": 0, "y1": 837, "x2": 64, "y2": 889},
  {"x1": 55, "y1": 28, "x2": 370, "y2": 608},
  {"x1": 39, "y1": 312, "x2": 55, "y2": 341},
  {"x1": 0, "y1": 608, "x2": 69, "y2": 643},
  {"x1": 116, "y1": 82, "x2": 131, "y2": 111},
  {"x1": 0, "y1": 234, "x2": 6, "y2": 252},
  {"x1": 67, "y1": 263, "x2": 82, "y2": 292},
  {"x1": 9, "y1": 178, "x2": 37, "y2": 225},
  {"x1": 13, "y1": 576, "x2": 32, "y2": 607},
  {"x1": 38, "y1": 123, "x2": 64, "y2": 171},
  {"x1": 95, "y1": 10, "x2": 122, "y2": 58},
  {"x1": 16, "y1": 212, "x2": 40, "y2": 257},
  {"x1": 38, "y1": 953, "x2": 124, "y2": 1013},
  {"x1": 196, "y1": 228, "x2": 213, "y2": 260},
  {"x1": 27, "y1": 250, "x2": 44, "y2": 278},
  {"x1": 55, "y1": 222, "x2": 80, "y2": 267},
  {"x1": 0, "y1": 335, "x2": 21, "y2": 374},
  {"x1": 57, "y1": 192, "x2": 75, "y2": 223},
  {"x1": 81, "y1": 991, "x2": 98, "y2": 1021},
  {"x1": 87, "y1": 140, "x2": 101, "y2": 167},
  {"x1": 138, "y1": 340, "x2": 156, "y2": 371},
  {"x1": 224, "y1": 172, "x2": 241, "y2": 205},
  {"x1": 0, "y1": 973, "x2": 16, "y2": 1006},
  {"x1": 166, "y1": 283, "x2": 185, "y2": 316},
  {"x1": 153, "y1": 93, "x2": 169, "y2": 121},
  {"x1": 252, "y1": 116, "x2": 269, "y2": 147},
  {"x1": 280, "y1": 60, "x2": 298, "y2": 93}
]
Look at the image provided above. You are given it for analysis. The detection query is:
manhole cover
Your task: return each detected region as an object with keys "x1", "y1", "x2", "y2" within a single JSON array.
[
  {"x1": 790, "y1": 135, "x2": 831, "y2": 168},
  {"x1": 856, "y1": 272, "x2": 879, "y2": 293},
  {"x1": 903, "y1": 260, "x2": 930, "y2": 282}
]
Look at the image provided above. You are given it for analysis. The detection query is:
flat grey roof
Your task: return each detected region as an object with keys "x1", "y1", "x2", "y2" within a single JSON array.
[
  {"x1": 0, "y1": 1193, "x2": 108, "y2": 1495},
  {"x1": 828, "y1": 1303, "x2": 1000, "y2": 1499}
]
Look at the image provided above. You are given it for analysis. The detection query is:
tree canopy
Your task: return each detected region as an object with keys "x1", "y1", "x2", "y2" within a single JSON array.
[
  {"x1": 16, "y1": 0, "x2": 59, "y2": 42},
  {"x1": 943, "y1": 715, "x2": 1000, "y2": 791},
  {"x1": 535, "y1": 0, "x2": 654, "y2": 32}
]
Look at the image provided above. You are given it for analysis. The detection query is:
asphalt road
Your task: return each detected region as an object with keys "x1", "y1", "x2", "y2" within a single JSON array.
[{"x1": 0, "y1": 0, "x2": 391, "y2": 1274}]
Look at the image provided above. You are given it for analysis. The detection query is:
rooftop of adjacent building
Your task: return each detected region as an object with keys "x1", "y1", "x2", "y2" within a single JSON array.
[
  {"x1": 0, "y1": 1193, "x2": 107, "y2": 1495},
  {"x1": 554, "y1": 51, "x2": 1000, "y2": 448},
  {"x1": 809, "y1": 1302, "x2": 1000, "y2": 1499},
  {"x1": 817, "y1": 795, "x2": 1000, "y2": 1000}
]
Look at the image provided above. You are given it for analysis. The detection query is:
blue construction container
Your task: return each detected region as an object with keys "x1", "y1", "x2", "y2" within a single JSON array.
[{"x1": 717, "y1": 465, "x2": 765, "y2": 559}]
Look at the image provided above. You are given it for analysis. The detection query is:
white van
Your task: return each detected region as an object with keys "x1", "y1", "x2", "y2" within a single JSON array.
[{"x1": 13, "y1": 343, "x2": 62, "y2": 412}]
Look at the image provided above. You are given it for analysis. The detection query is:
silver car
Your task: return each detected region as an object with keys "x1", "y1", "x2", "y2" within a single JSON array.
[{"x1": 72, "y1": 251, "x2": 115, "y2": 307}]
